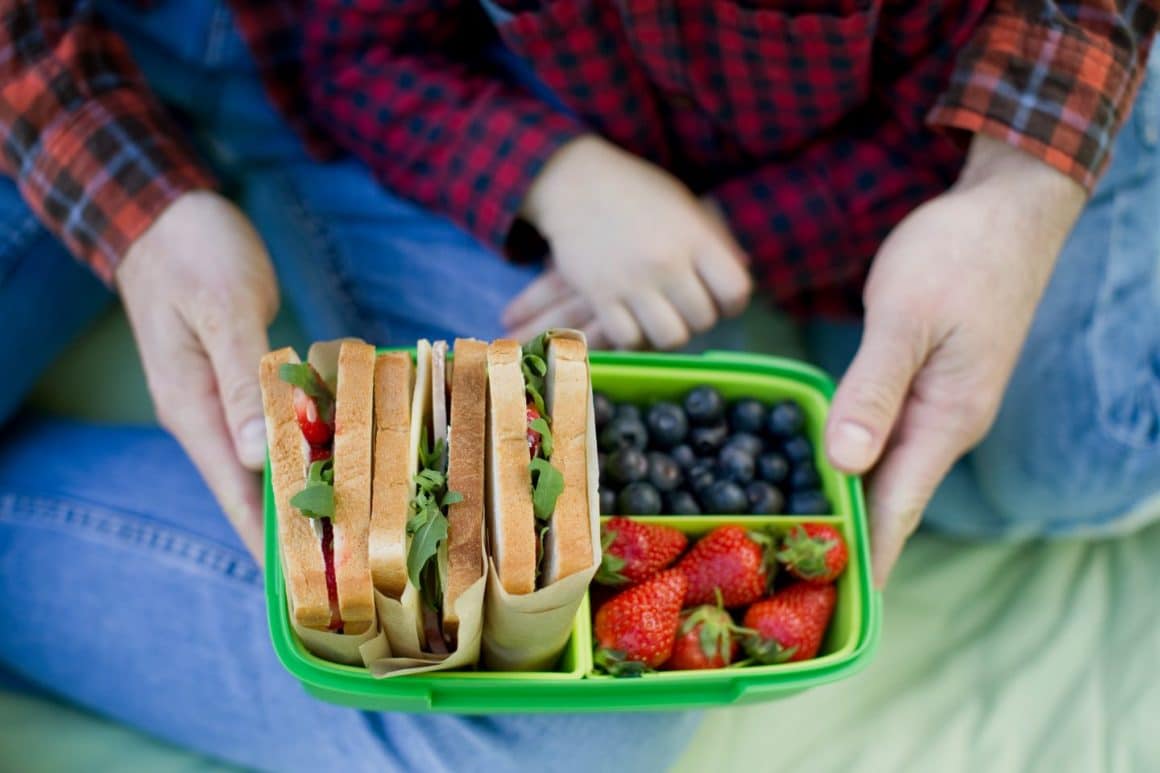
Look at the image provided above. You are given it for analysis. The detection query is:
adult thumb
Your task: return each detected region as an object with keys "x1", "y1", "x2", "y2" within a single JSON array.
[
  {"x1": 825, "y1": 315, "x2": 926, "y2": 474},
  {"x1": 201, "y1": 305, "x2": 273, "y2": 471}
]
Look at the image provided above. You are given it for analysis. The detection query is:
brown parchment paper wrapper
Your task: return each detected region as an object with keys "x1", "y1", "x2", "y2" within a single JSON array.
[
  {"x1": 291, "y1": 610, "x2": 381, "y2": 665},
  {"x1": 481, "y1": 329, "x2": 601, "y2": 671},
  {"x1": 276, "y1": 339, "x2": 381, "y2": 664},
  {"x1": 359, "y1": 340, "x2": 487, "y2": 677}
]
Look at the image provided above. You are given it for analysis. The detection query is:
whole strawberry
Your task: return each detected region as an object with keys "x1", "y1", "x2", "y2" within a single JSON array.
[
  {"x1": 743, "y1": 583, "x2": 837, "y2": 663},
  {"x1": 596, "y1": 517, "x2": 688, "y2": 586},
  {"x1": 776, "y1": 523, "x2": 848, "y2": 583},
  {"x1": 594, "y1": 569, "x2": 687, "y2": 676},
  {"x1": 677, "y1": 525, "x2": 774, "y2": 607},
  {"x1": 665, "y1": 594, "x2": 748, "y2": 671}
]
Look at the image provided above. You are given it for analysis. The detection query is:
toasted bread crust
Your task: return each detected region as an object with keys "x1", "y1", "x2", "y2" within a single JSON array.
[
  {"x1": 332, "y1": 341, "x2": 376, "y2": 631},
  {"x1": 486, "y1": 340, "x2": 537, "y2": 595},
  {"x1": 370, "y1": 351, "x2": 415, "y2": 597},
  {"x1": 259, "y1": 348, "x2": 331, "y2": 630},
  {"x1": 543, "y1": 337, "x2": 594, "y2": 583},
  {"x1": 444, "y1": 338, "x2": 488, "y2": 635}
]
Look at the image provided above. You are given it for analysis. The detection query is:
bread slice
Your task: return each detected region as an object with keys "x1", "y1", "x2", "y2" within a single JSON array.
[
  {"x1": 369, "y1": 351, "x2": 415, "y2": 598},
  {"x1": 485, "y1": 340, "x2": 537, "y2": 595},
  {"x1": 331, "y1": 341, "x2": 376, "y2": 635},
  {"x1": 542, "y1": 337, "x2": 594, "y2": 584},
  {"x1": 259, "y1": 348, "x2": 331, "y2": 630},
  {"x1": 444, "y1": 338, "x2": 487, "y2": 637}
]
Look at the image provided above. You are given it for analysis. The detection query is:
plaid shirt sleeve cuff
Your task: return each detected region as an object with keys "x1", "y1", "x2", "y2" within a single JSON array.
[
  {"x1": 927, "y1": 7, "x2": 1154, "y2": 192},
  {"x1": 17, "y1": 89, "x2": 217, "y2": 284},
  {"x1": 441, "y1": 101, "x2": 585, "y2": 258}
]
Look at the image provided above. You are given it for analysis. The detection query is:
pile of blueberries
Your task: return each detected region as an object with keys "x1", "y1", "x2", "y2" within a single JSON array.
[{"x1": 597, "y1": 386, "x2": 831, "y2": 516}]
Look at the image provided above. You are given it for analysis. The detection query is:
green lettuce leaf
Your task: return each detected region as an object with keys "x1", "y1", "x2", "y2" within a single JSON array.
[
  {"x1": 289, "y1": 459, "x2": 334, "y2": 519},
  {"x1": 528, "y1": 416, "x2": 553, "y2": 458},
  {"x1": 529, "y1": 456, "x2": 565, "y2": 523}
]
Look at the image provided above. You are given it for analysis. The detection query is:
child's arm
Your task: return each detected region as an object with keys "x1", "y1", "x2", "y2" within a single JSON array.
[
  {"x1": 302, "y1": 0, "x2": 584, "y2": 258},
  {"x1": 304, "y1": 2, "x2": 752, "y2": 350}
]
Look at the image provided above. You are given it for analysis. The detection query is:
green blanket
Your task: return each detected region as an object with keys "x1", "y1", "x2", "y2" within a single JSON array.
[{"x1": 5, "y1": 308, "x2": 1157, "y2": 772}]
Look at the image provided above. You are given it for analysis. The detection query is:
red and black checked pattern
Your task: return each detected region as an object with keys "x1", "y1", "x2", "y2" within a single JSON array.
[
  {"x1": 929, "y1": 0, "x2": 1160, "y2": 190},
  {"x1": 2, "y1": 0, "x2": 1157, "y2": 304},
  {"x1": 302, "y1": 1, "x2": 587, "y2": 254},
  {"x1": 0, "y1": 1, "x2": 214, "y2": 281},
  {"x1": 306, "y1": 0, "x2": 994, "y2": 314}
]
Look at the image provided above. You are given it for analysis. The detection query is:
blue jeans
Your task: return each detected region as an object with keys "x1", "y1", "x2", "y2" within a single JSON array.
[
  {"x1": 0, "y1": 3, "x2": 695, "y2": 772},
  {"x1": 0, "y1": 0, "x2": 1157, "y2": 769}
]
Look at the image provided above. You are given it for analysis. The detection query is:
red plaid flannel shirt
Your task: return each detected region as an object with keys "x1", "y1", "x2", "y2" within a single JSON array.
[{"x1": 2, "y1": 2, "x2": 1157, "y2": 314}]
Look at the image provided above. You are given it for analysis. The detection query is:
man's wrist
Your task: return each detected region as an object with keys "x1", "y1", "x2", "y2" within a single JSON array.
[
  {"x1": 956, "y1": 135, "x2": 1086, "y2": 209},
  {"x1": 953, "y1": 133, "x2": 1087, "y2": 242}
]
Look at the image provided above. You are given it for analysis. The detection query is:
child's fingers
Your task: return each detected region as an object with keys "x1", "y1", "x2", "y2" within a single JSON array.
[
  {"x1": 695, "y1": 244, "x2": 753, "y2": 317},
  {"x1": 502, "y1": 270, "x2": 573, "y2": 328},
  {"x1": 627, "y1": 289, "x2": 690, "y2": 350},
  {"x1": 663, "y1": 273, "x2": 718, "y2": 334},
  {"x1": 595, "y1": 302, "x2": 644, "y2": 350},
  {"x1": 507, "y1": 295, "x2": 595, "y2": 342}
]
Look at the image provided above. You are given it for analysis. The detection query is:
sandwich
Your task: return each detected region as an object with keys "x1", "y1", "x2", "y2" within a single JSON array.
[
  {"x1": 486, "y1": 333, "x2": 594, "y2": 594},
  {"x1": 260, "y1": 340, "x2": 377, "y2": 650},
  {"x1": 369, "y1": 339, "x2": 488, "y2": 658},
  {"x1": 481, "y1": 330, "x2": 600, "y2": 671}
]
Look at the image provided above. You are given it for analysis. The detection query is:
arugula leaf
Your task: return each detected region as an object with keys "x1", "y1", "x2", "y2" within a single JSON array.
[
  {"x1": 278, "y1": 363, "x2": 334, "y2": 416},
  {"x1": 535, "y1": 523, "x2": 550, "y2": 582},
  {"x1": 290, "y1": 459, "x2": 334, "y2": 519},
  {"x1": 407, "y1": 507, "x2": 448, "y2": 590},
  {"x1": 528, "y1": 416, "x2": 553, "y2": 458},
  {"x1": 529, "y1": 456, "x2": 565, "y2": 522},
  {"x1": 521, "y1": 333, "x2": 550, "y2": 420},
  {"x1": 405, "y1": 423, "x2": 461, "y2": 600}
]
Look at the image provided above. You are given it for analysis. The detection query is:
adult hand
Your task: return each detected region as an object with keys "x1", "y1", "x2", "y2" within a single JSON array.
[
  {"x1": 503, "y1": 136, "x2": 752, "y2": 349},
  {"x1": 117, "y1": 191, "x2": 279, "y2": 561},
  {"x1": 825, "y1": 135, "x2": 1086, "y2": 587}
]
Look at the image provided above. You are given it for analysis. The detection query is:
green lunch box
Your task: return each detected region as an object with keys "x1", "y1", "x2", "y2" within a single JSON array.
[{"x1": 263, "y1": 349, "x2": 883, "y2": 713}]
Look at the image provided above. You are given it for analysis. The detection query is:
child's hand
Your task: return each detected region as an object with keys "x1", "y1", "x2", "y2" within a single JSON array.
[{"x1": 503, "y1": 136, "x2": 752, "y2": 349}]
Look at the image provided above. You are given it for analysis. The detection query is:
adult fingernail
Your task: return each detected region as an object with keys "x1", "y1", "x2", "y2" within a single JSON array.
[
  {"x1": 828, "y1": 420, "x2": 875, "y2": 471},
  {"x1": 238, "y1": 417, "x2": 267, "y2": 469}
]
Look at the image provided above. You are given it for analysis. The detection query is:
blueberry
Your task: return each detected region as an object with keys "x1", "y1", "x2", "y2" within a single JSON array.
[
  {"x1": 722, "y1": 432, "x2": 764, "y2": 458},
  {"x1": 599, "y1": 487, "x2": 617, "y2": 515},
  {"x1": 717, "y1": 445, "x2": 756, "y2": 485},
  {"x1": 745, "y1": 481, "x2": 786, "y2": 515},
  {"x1": 664, "y1": 490, "x2": 702, "y2": 516},
  {"x1": 757, "y1": 452, "x2": 791, "y2": 485},
  {"x1": 788, "y1": 489, "x2": 831, "y2": 515},
  {"x1": 699, "y1": 480, "x2": 749, "y2": 514},
  {"x1": 618, "y1": 482, "x2": 662, "y2": 515},
  {"x1": 767, "y1": 400, "x2": 807, "y2": 439},
  {"x1": 645, "y1": 401, "x2": 689, "y2": 449},
  {"x1": 781, "y1": 434, "x2": 815, "y2": 464},
  {"x1": 607, "y1": 447, "x2": 649, "y2": 486},
  {"x1": 593, "y1": 392, "x2": 615, "y2": 430},
  {"x1": 599, "y1": 415, "x2": 649, "y2": 452},
  {"x1": 684, "y1": 386, "x2": 725, "y2": 426},
  {"x1": 729, "y1": 399, "x2": 768, "y2": 435},
  {"x1": 688, "y1": 420, "x2": 729, "y2": 456},
  {"x1": 647, "y1": 452, "x2": 683, "y2": 492},
  {"x1": 670, "y1": 444, "x2": 698, "y2": 470},
  {"x1": 790, "y1": 460, "x2": 820, "y2": 491},
  {"x1": 615, "y1": 404, "x2": 642, "y2": 422},
  {"x1": 686, "y1": 460, "x2": 717, "y2": 493}
]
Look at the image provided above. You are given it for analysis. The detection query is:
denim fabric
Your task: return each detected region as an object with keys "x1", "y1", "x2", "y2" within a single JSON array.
[{"x1": 0, "y1": 2, "x2": 697, "y2": 771}]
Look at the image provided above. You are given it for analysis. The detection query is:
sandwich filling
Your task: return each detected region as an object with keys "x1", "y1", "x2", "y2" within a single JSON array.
[
  {"x1": 406, "y1": 428, "x2": 461, "y2": 651},
  {"x1": 521, "y1": 334, "x2": 565, "y2": 584},
  {"x1": 279, "y1": 363, "x2": 343, "y2": 632}
]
